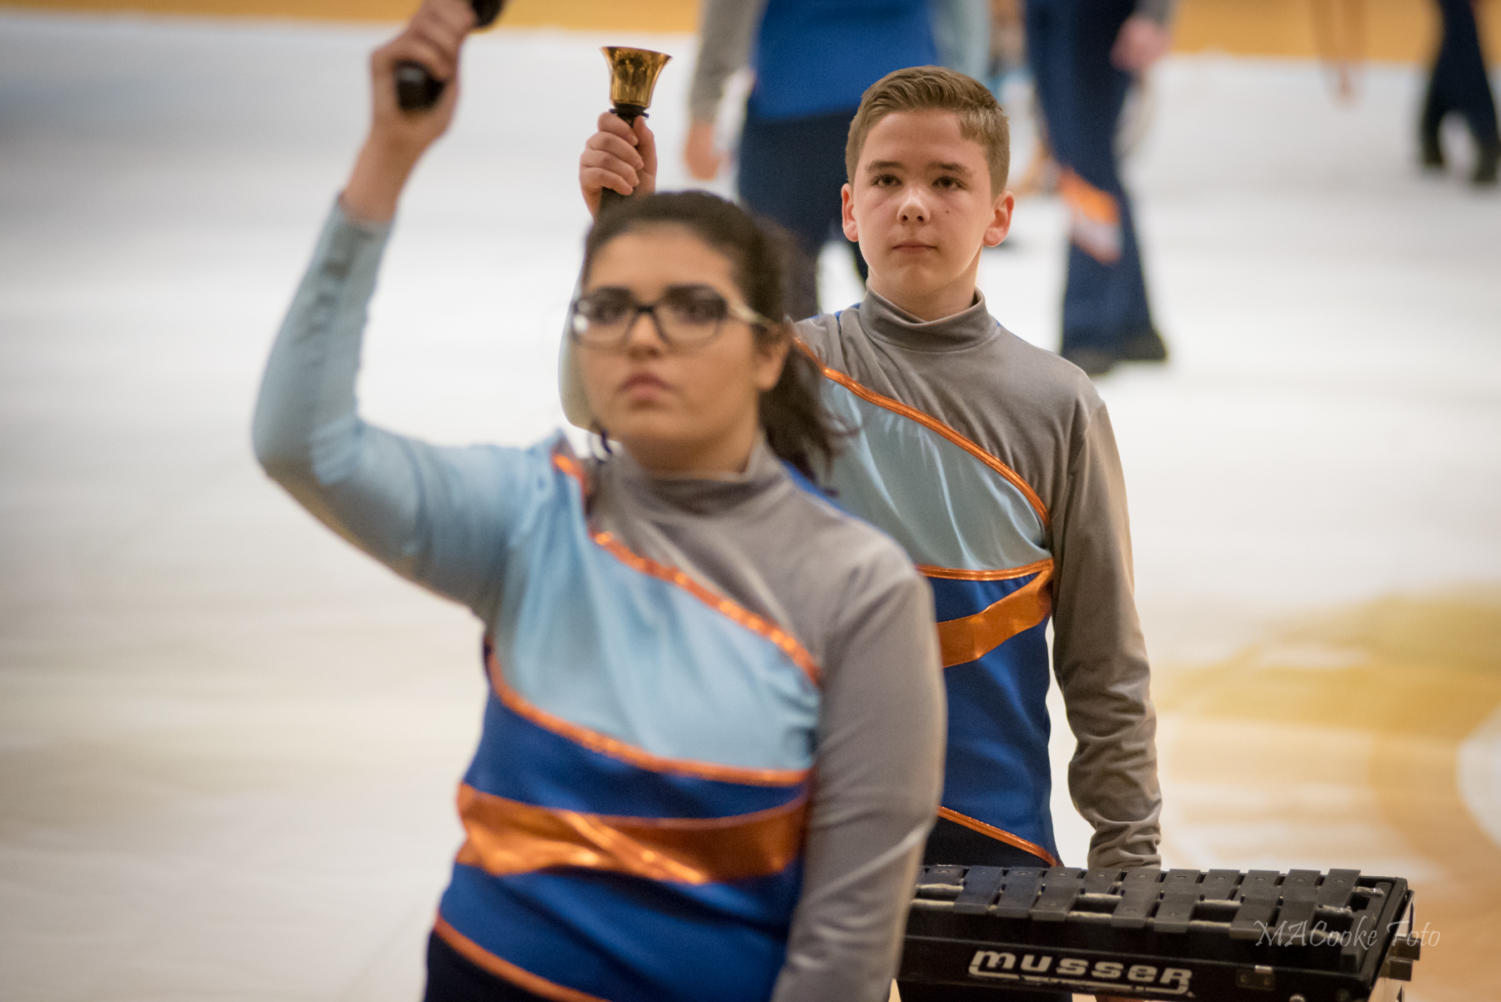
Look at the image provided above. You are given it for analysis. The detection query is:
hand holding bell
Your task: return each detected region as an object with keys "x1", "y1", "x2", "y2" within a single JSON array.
[{"x1": 598, "y1": 46, "x2": 670, "y2": 210}]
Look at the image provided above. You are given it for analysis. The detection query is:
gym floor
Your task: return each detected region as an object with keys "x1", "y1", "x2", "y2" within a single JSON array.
[{"x1": 1, "y1": 7, "x2": 1497, "y2": 1000}]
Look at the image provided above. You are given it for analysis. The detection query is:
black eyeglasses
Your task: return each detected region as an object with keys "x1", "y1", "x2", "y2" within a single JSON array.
[{"x1": 568, "y1": 284, "x2": 771, "y2": 349}]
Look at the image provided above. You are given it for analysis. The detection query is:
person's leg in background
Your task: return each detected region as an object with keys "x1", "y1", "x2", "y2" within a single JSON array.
[
  {"x1": 738, "y1": 108, "x2": 864, "y2": 318},
  {"x1": 1310, "y1": 0, "x2": 1366, "y2": 102},
  {"x1": 1420, "y1": 3, "x2": 1456, "y2": 169},
  {"x1": 1424, "y1": 0, "x2": 1500, "y2": 184},
  {"x1": 1026, "y1": 0, "x2": 1163, "y2": 377}
]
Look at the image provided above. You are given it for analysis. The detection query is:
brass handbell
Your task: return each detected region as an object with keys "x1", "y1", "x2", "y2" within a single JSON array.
[
  {"x1": 602, "y1": 46, "x2": 671, "y2": 124},
  {"x1": 598, "y1": 47, "x2": 670, "y2": 212}
]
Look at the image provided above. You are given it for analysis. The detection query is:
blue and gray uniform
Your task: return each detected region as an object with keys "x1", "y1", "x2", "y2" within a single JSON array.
[
  {"x1": 253, "y1": 203, "x2": 945, "y2": 1002},
  {"x1": 794, "y1": 291, "x2": 1162, "y2": 870}
]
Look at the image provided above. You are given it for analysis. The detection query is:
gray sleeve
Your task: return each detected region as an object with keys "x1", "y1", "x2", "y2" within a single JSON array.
[
  {"x1": 687, "y1": 0, "x2": 765, "y2": 124},
  {"x1": 1050, "y1": 398, "x2": 1163, "y2": 869},
  {"x1": 251, "y1": 199, "x2": 528, "y2": 615},
  {"x1": 771, "y1": 552, "x2": 945, "y2": 1002}
]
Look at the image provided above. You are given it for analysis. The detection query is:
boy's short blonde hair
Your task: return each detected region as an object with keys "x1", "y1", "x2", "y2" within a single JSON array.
[{"x1": 845, "y1": 66, "x2": 1011, "y2": 194}]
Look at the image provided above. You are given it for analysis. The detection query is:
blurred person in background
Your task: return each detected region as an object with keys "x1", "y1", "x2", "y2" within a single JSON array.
[
  {"x1": 932, "y1": 0, "x2": 994, "y2": 83},
  {"x1": 1311, "y1": 0, "x2": 1366, "y2": 102},
  {"x1": 1024, "y1": 0, "x2": 1177, "y2": 377},
  {"x1": 682, "y1": 0, "x2": 937, "y2": 318},
  {"x1": 1420, "y1": 0, "x2": 1499, "y2": 186}
]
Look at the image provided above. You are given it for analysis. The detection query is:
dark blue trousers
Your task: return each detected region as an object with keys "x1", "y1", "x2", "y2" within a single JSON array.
[
  {"x1": 1421, "y1": 0, "x2": 1500, "y2": 148},
  {"x1": 1025, "y1": 0, "x2": 1155, "y2": 353},
  {"x1": 738, "y1": 106, "x2": 868, "y2": 319}
]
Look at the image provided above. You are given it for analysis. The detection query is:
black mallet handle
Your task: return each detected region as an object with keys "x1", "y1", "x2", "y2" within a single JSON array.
[{"x1": 395, "y1": 0, "x2": 503, "y2": 112}]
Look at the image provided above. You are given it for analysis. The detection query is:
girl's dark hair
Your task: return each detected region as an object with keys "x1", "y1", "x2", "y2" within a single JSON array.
[{"x1": 581, "y1": 191, "x2": 846, "y2": 481}]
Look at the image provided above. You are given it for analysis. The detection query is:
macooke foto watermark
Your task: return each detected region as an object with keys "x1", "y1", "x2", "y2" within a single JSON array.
[{"x1": 1256, "y1": 919, "x2": 1440, "y2": 949}]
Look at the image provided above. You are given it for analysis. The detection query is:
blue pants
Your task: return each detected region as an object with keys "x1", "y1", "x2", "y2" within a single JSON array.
[
  {"x1": 1025, "y1": 0, "x2": 1155, "y2": 352},
  {"x1": 1422, "y1": 0, "x2": 1499, "y2": 147},
  {"x1": 738, "y1": 106, "x2": 868, "y2": 319}
]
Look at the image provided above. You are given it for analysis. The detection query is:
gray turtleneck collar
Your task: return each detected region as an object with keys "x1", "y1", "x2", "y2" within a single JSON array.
[
  {"x1": 857, "y1": 288, "x2": 999, "y2": 353},
  {"x1": 593, "y1": 434, "x2": 790, "y2": 520}
]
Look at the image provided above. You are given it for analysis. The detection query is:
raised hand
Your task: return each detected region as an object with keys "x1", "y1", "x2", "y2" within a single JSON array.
[
  {"x1": 578, "y1": 111, "x2": 658, "y2": 219},
  {"x1": 343, "y1": 0, "x2": 478, "y2": 222}
]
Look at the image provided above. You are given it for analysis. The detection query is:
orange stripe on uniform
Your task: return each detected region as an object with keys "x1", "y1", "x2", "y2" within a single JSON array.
[
  {"x1": 918, "y1": 558, "x2": 1052, "y2": 582},
  {"x1": 794, "y1": 340, "x2": 1051, "y2": 531},
  {"x1": 1058, "y1": 169, "x2": 1120, "y2": 226},
  {"x1": 433, "y1": 917, "x2": 612, "y2": 1002},
  {"x1": 933, "y1": 563, "x2": 1054, "y2": 668},
  {"x1": 550, "y1": 449, "x2": 586, "y2": 483},
  {"x1": 485, "y1": 649, "x2": 811, "y2": 787},
  {"x1": 591, "y1": 530, "x2": 822, "y2": 687},
  {"x1": 549, "y1": 446, "x2": 821, "y2": 688},
  {"x1": 1058, "y1": 169, "x2": 1123, "y2": 263},
  {"x1": 454, "y1": 783, "x2": 809, "y2": 884},
  {"x1": 937, "y1": 807, "x2": 1060, "y2": 866}
]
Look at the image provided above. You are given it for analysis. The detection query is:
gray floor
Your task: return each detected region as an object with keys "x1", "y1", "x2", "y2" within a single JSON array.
[{"x1": 2, "y1": 11, "x2": 1498, "y2": 1000}]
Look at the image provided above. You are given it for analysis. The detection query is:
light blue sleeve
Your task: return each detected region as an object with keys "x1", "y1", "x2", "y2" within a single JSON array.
[{"x1": 251, "y1": 199, "x2": 553, "y2": 618}]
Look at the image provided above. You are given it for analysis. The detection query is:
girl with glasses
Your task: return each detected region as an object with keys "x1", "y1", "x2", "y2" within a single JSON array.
[{"x1": 251, "y1": 3, "x2": 944, "y2": 1001}]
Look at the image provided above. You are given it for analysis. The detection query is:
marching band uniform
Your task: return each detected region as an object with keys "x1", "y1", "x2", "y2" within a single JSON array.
[
  {"x1": 253, "y1": 203, "x2": 945, "y2": 1002},
  {"x1": 795, "y1": 290, "x2": 1162, "y2": 874}
]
